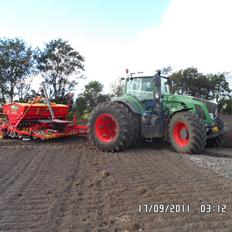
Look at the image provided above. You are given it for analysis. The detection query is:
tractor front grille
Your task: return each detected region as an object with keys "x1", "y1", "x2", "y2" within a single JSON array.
[{"x1": 194, "y1": 98, "x2": 217, "y2": 115}]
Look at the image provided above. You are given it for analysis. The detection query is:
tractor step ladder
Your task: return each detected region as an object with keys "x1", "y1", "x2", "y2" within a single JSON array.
[{"x1": 145, "y1": 137, "x2": 153, "y2": 143}]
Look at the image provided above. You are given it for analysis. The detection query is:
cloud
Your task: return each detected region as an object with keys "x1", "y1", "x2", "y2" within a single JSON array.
[
  {"x1": 67, "y1": 36, "x2": 133, "y2": 93},
  {"x1": 2, "y1": 0, "x2": 232, "y2": 92},
  {"x1": 78, "y1": 0, "x2": 232, "y2": 91},
  {"x1": 130, "y1": 0, "x2": 232, "y2": 77}
]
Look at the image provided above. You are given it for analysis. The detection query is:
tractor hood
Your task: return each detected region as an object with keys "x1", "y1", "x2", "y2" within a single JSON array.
[
  {"x1": 164, "y1": 94, "x2": 194, "y2": 102},
  {"x1": 164, "y1": 94, "x2": 217, "y2": 115}
]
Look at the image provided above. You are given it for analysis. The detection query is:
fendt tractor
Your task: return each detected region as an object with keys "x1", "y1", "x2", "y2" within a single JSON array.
[{"x1": 89, "y1": 70, "x2": 224, "y2": 154}]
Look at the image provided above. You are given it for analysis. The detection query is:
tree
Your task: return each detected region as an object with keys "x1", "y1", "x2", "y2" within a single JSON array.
[
  {"x1": 36, "y1": 38, "x2": 84, "y2": 102},
  {"x1": 209, "y1": 73, "x2": 231, "y2": 103},
  {"x1": 218, "y1": 97, "x2": 232, "y2": 114},
  {"x1": 170, "y1": 67, "x2": 231, "y2": 101},
  {"x1": 0, "y1": 38, "x2": 35, "y2": 102},
  {"x1": 161, "y1": 66, "x2": 172, "y2": 76},
  {"x1": 17, "y1": 79, "x2": 32, "y2": 102},
  {"x1": 76, "y1": 81, "x2": 111, "y2": 115},
  {"x1": 170, "y1": 67, "x2": 208, "y2": 96},
  {"x1": 0, "y1": 67, "x2": 7, "y2": 103},
  {"x1": 75, "y1": 95, "x2": 87, "y2": 116},
  {"x1": 110, "y1": 78, "x2": 125, "y2": 97}
]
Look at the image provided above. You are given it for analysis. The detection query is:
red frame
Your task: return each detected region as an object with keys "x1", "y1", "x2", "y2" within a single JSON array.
[{"x1": 0, "y1": 101, "x2": 88, "y2": 140}]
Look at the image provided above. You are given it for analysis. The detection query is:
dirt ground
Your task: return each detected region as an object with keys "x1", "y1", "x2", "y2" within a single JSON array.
[
  {"x1": 188, "y1": 115, "x2": 232, "y2": 179},
  {"x1": 0, "y1": 116, "x2": 232, "y2": 232}
]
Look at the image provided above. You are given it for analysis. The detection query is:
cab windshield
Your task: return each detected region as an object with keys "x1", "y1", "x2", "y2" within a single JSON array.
[
  {"x1": 126, "y1": 76, "x2": 170, "y2": 101},
  {"x1": 126, "y1": 77, "x2": 153, "y2": 101}
]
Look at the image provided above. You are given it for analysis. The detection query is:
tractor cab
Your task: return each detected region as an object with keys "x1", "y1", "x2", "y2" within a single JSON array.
[
  {"x1": 125, "y1": 73, "x2": 170, "y2": 112},
  {"x1": 123, "y1": 72, "x2": 170, "y2": 140}
]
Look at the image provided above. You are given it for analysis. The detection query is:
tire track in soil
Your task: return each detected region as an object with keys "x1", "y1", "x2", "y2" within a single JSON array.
[
  {"x1": 101, "y1": 148, "x2": 175, "y2": 231},
  {"x1": 45, "y1": 150, "x2": 83, "y2": 232},
  {"x1": 96, "y1": 148, "x2": 157, "y2": 231},
  {"x1": 92, "y1": 153, "x2": 106, "y2": 230},
  {"x1": 55, "y1": 155, "x2": 87, "y2": 232},
  {"x1": 0, "y1": 149, "x2": 39, "y2": 196},
  {"x1": 0, "y1": 138, "x2": 232, "y2": 231},
  {"x1": 0, "y1": 137, "x2": 87, "y2": 151},
  {"x1": 137, "y1": 149, "x2": 232, "y2": 231},
  {"x1": 121, "y1": 149, "x2": 175, "y2": 230},
  {"x1": 0, "y1": 148, "x2": 29, "y2": 176},
  {"x1": 0, "y1": 149, "x2": 53, "y2": 231},
  {"x1": 97, "y1": 148, "x2": 232, "y2": 231},
  {"x1": 57, "y1": 148, "x2": 109, "y2": 231},
  {"x1": 0, "y1": 144, "x2": 85, "y2": 231},
  {"x1": 0, "y1": 149, "x2": 49, "y2": 202}
]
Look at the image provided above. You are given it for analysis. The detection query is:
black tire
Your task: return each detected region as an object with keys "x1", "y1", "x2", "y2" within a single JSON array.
[
  {"x1": 131, "y1": 114, "x2": 141, "y2": 147},
  {"x1": 206, "y1": 134, "x2": 223, "y2": 148},
  {"x1": 206, "y1": 117, "x2": 224, "y2": 148},
  {"x1": 88, "y1": 102, "x2": 134, "y2": 152},
  {"x1": 215, "y1": 117, "x2": 224, "y2": 129},
  {"x1": 168, "y1": 111, "x2": 206, "y2": 154}
]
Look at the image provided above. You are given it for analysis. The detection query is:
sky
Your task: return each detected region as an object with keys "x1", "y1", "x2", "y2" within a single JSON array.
[{"x1": 0, "y1": 0, "x2": 232, "y2": 93}]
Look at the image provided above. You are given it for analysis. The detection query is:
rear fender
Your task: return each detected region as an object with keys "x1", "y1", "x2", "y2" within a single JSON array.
[{"x1": 112, "y1": 99, "x2": 142, "y2": 114}]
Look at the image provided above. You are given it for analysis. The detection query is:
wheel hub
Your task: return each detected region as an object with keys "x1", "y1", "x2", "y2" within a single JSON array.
[
  {"x1": 173, "y1": 121, "x2": 189, "y2": 147},
  {"x1": 95, "y1": 113, "x2": 118, "y2": 143},
  {"x1": 180, "y1": 128, "x2": 188, "y2": 139}
]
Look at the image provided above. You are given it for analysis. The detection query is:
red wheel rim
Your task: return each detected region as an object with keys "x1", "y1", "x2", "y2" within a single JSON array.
[
  {"x1": 95, "y1": 113, "x2": 118, "y2": 143},
  {"x1": 173, "y1": 121, "x2": 189, "y2": 147}
]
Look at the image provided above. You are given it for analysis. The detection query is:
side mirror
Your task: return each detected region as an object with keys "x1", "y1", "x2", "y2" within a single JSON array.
[{"x1": 120, "y1": 77, "x2": 125, "y2": 81}]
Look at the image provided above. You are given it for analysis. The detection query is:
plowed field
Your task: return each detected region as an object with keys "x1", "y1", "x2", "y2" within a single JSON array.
[{"x1": 0, "y1": 115, "x2": 231, "y2": 232}]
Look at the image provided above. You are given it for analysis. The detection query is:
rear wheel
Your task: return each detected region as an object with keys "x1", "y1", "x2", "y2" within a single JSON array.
[
  {"x1": 88, "y1": 102, "x2": 134, "y2": 152},
  {"x1": 168, "y1": 111, "x2": 206, "y2": 154},
  {"x1": 131, "y1": 114, "x2": 141, "y2": 147}
]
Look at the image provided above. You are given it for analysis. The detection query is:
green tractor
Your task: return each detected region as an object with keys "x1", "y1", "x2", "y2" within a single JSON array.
[{"x1": 88, "y1": 71, "x2": 224, "y2": 154}]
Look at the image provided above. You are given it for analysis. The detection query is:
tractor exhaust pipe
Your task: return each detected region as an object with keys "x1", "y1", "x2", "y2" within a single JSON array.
[{"x1": 154, "y1": 70, "x2": 162, "y2": 114}]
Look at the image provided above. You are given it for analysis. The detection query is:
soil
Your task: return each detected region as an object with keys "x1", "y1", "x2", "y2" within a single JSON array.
[
  {"x1": 0, "y1": 115, "x2": 232, "y2": 231},
  {"x1": 187, "y1": 115, "x2": 232, "y2": 182}
]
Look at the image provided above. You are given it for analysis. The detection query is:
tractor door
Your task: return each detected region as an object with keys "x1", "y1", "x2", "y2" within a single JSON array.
[{"x1": 126, "y1": 77, "x2": 155, "y2": 111}]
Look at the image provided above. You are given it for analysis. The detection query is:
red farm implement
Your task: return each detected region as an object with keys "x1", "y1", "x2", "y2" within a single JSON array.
[{"x1": 0, "y1": 84, "x2": 88, "y2": 140}]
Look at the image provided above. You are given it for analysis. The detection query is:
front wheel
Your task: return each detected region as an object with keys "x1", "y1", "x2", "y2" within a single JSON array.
[
  {"x1": 206, "y1": 117, "x2": 224, "y2": 148},
  {"x1": 168, "y1": 112, "x2": 206, "y2": 154},
  {"x1": 206, "y1": 135, "x2": 223, "y2": 148}
]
